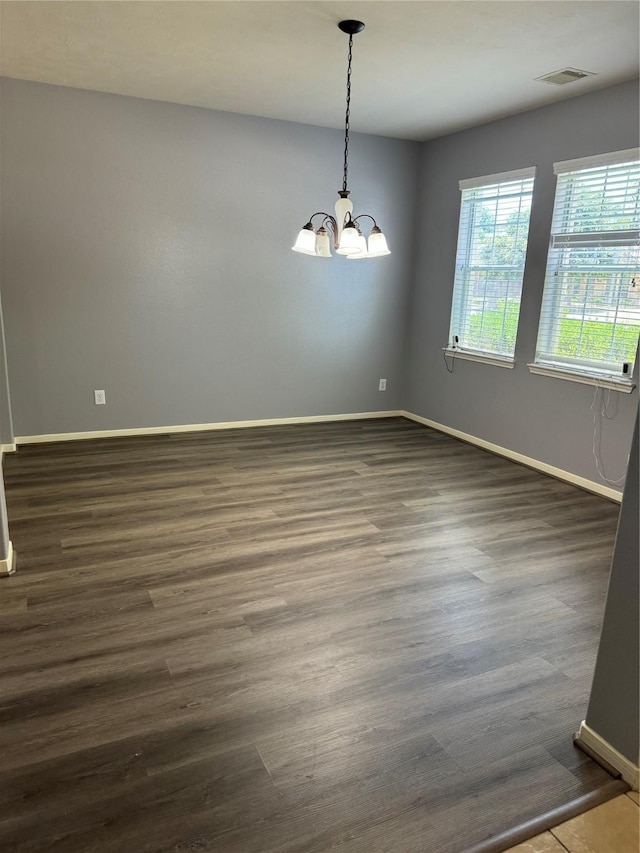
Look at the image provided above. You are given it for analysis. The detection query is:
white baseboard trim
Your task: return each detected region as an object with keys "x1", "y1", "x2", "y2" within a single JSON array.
[
  {"x1": 0, "y1": 541, "x2": 15, "y2": 577},
  {"x1": 577, "y1": 721, "x2": 639, "y2": 790},
  {"x1": 15, "y1": 411, "x2": 403, "y2": 446},
  {"x1": 1, "y1": 442, "x2": 16, "y2": 463},
  {"x1": 401, "y1": 411, "x2": 623, "y2": 503},
  {"x1": 12, "y1": 411, "x2": 624, "y2": 503}
]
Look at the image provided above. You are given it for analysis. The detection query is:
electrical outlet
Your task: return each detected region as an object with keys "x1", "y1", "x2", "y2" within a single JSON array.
[
  {"x1": 94, "y1": 389, "x2": 106, "y2": 405},
  {"x1": 378, "y1": 378, "x2": 387, "y2": 391}
]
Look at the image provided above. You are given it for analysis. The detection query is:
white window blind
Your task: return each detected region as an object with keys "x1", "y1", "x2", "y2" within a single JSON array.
[
  {"x1": 535, "y1": 150, "x2": 640, "y2": 381},
  {"x1": 449, "y1": 167, "x2": 535, "y2": 360}
]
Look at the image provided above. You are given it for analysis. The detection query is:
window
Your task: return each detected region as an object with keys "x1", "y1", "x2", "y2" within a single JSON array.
[
  {"x1": 533, "y1": 149, "x2": 640, "y2": 387},
  {"x1": 448, "y1": 167, "x2": 536, "y2": 365}
]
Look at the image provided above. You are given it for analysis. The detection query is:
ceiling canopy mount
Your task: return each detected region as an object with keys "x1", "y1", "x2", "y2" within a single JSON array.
[{"x1": 338, "y1": 20, "x2": 365, "y2": 36}]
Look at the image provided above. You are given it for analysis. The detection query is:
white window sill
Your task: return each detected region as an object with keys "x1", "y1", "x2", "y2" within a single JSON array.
[
  {"x1": 443, "y1": 348, "x2": 515, "y2": 369},
  {"x1": 528, "y1": 363, "x2": 636, "y2": 393}
]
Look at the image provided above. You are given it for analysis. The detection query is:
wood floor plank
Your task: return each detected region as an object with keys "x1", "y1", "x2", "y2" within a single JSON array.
[{"x1": 0, "y1": 418, "x2": 619, "y2": 852}]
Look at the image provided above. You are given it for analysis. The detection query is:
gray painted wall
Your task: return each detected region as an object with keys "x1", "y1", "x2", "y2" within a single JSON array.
[
  {"x1": 586, "y1": 411, "x2": 639, "y2": 763},
  {"x1": 0, "y1": 298, "x2": 14, "y2": 446},
  {"x1": 0, "y1": 78, "x2": 419, "y2": 436},
  {"x1": 405, "y1": 80, "x2": 640, "y2": 488}
]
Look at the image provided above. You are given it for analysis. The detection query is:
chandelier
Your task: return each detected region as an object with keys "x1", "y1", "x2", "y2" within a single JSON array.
[{"x1": 292, "y1": 20, "x2": 390, "y2": 259}]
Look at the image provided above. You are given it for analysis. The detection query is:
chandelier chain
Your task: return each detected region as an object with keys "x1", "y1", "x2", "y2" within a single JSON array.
[{"x1": 342, "y1": 33, "x2": 353, "y2": 193}]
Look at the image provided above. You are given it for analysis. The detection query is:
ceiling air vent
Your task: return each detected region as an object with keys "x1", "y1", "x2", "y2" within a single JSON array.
[{"x1": 536, "y1": 68, "x2": 596, "y2": 85}]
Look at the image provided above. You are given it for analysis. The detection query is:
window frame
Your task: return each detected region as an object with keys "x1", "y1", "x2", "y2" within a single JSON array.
[
  {"x1": 447, "y1": 166, "x2": 537, "y2": 366},
  {"x1": 531, "y1": 148, "x2": 640, "y2": 391}
]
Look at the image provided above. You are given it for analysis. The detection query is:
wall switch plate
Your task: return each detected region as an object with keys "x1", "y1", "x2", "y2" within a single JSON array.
[
  {"x1": 94, "y1": 389, "x2": 106, "y2": 405},
  {"x1": 378, "y1": 378, "x2": 387, "y2": 391}
]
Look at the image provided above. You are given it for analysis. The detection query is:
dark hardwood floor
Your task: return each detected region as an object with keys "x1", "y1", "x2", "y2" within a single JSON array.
[{"x1": 0, "y1": 417, "x2": 620, "y2": 852}]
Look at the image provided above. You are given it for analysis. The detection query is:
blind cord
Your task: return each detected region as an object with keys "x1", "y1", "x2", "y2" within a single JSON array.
[
  {"x1": 591, "y1": 385, "x2": 627, "y2": 486},
  {"x1": 600, "y1": 386, "x2": 619, "y2": 421},
  {"x1": 443, "y1": 350, "x2": 456, "y2": 373}
]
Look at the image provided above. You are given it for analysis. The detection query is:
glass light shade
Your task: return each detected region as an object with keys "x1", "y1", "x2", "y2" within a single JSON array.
[
  {"x1": 367, "y1": 228, "x2": 390, "y2": 256},
  {"x1": 347, "y1": 230, "x2": 368, "y2": 259},
  {"x1": 336, "y1": 225, "x2": 362, "y2": 255},
  {"x1": 315, "y1": 228, "x2": 332, "y2": 257},
  {"x1": 334, "y1": 194, "x2": 353, "y2": 238},
  {"x1": 292, "y1": 225, "x2": 317, "y2": 255}
]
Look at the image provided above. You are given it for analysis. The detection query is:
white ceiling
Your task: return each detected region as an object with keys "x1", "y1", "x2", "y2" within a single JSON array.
[{"x1": 1, "y1": 1, "x2": 638, "y2": 141}]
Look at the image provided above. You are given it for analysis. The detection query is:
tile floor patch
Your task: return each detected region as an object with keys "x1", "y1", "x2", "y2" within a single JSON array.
[
  {"x1": 503, "y1": 830, "x2": 567, "y2": 852},
  {"x1": 551, "y1": 795, "x2": 640, "y2": 853}
]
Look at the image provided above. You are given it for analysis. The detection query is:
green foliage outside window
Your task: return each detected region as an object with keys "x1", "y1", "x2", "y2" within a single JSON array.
[{"x1": 469, "y1": 305, "x2": 639, "y2": 362}]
